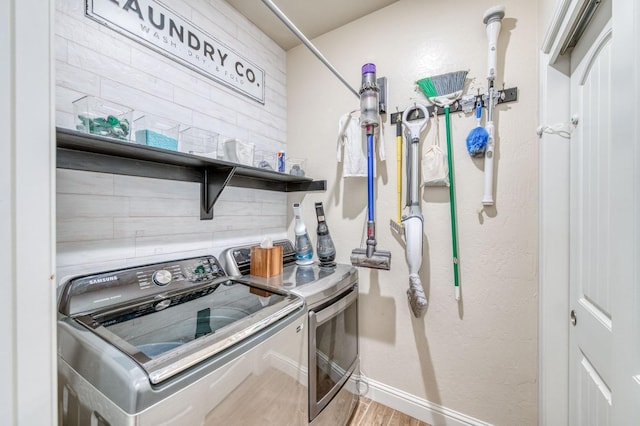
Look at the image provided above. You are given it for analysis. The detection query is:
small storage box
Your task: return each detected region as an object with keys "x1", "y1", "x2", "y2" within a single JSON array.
[
  {"x1": 134, "y1": 114, "x2": 180, "y2": 151},
  {"x1": 179, "y1": 127, "x2": 219, "y2": 156},
  {"x1": 254, "y1": 150, "x2": 276, "y2": 170},
  {"x1": 73, "y1": 96, "x2": 133, "y2": 141},
  {"x1": 219, "y1": 139, "x2": 255, "y2": 166},
  {"x1": 287, "y1": 158, "x2": 307, "y2": 176}
]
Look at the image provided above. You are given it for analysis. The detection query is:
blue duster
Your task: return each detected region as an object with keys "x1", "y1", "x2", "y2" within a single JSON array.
[{"x1": 466, "y1": 100, "x2": 489, "y2": 157}]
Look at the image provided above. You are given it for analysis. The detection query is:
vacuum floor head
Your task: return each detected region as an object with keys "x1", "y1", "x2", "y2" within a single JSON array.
[{"x1": 350, "y1": 248, "x2": 391, "y2": 270}]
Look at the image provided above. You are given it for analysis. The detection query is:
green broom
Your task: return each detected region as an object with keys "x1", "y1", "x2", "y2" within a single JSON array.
[{"x1": 416, "y1": 70, "x2": 468, "y2": 301}]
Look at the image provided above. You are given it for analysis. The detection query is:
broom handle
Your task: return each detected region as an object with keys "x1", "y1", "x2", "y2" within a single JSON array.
[{"x1": 444, "y1": 106, "x2": 461, "y2": 300}]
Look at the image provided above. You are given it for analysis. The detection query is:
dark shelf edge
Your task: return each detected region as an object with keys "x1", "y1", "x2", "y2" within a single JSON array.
[
  {"x1": 57, "y1": 147, "x2": 203, "y2": 182},
  {"x1": 56, "y1": 128, "x2": 326, "y2": 220},
  {"x1": 286, "y1": 180, "x2": 327, "y2": 192},
  {"x1": 56, "y1": 127, "x2": 326, "y2": 192}
]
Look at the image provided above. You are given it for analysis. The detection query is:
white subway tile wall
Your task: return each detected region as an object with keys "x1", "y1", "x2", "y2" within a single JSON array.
[{"x1": 55, "y1": 0, "x2": 288, "y2": 281}]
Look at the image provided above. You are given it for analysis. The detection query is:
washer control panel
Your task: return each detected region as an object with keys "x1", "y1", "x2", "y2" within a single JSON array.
[{"x1": 59, "y1": 255, "x2": 227, "y2": 317}]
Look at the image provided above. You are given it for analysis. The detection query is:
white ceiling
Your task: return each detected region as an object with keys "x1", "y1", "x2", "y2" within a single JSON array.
[{"x1": 226, "y1": 0, "x2": 399, "y2": 51}]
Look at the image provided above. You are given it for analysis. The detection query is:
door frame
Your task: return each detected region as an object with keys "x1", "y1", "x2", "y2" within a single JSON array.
[
  {"x1": 539, "y1": 0, "x2": 639, "y2": 424},
  {"x1": 0, "y1": 1, "x2": 56, "y2": 424},
  {"x1": 539, "y1": 3, "x2": 573, "y2": 425},
  {"x1": 609, "y1": 0, "x2": 640, "y2": 422}
]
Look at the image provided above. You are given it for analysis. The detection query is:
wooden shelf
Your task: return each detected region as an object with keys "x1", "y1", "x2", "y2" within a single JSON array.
[{"x1": 56, "y1": 128, "x2": 326, "y2": 219}]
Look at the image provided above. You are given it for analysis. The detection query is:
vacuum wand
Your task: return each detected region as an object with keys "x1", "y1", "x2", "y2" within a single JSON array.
[
  {"x1": 365, "y1": 125, "x2": 377, "y2": 258},
  {"x1": 351, "y1": 63, "x2": 391, "y2": 271},
  {"x1": 482, "y1": 5, "x2": 505, "y2": 206},
  {"x1": 401, "y1": 104, "x2": 429, "y2": 316}
]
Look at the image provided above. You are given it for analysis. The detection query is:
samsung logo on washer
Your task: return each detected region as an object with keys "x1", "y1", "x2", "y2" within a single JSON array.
[
  {"x1": 86, "y1": 0, "x2": 266, "y2": 103},
  {"x1": 89, "y1": 276, "x2": 118, "y2": 285}
]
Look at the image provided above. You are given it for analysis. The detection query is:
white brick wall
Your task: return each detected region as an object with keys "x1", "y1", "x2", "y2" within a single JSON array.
[{"x1": 55, "y1": 0, "x2": 288, "y2": 281}]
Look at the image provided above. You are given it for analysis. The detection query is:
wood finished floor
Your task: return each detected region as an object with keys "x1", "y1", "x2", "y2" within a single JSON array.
[{"x1": 348, "y1": 397, "x2": 431, "y2": 426}]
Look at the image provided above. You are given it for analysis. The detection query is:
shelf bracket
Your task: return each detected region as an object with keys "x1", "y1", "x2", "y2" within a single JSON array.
[{"x1": 201, "y1": 167, "x2": 236, "y2": 220}]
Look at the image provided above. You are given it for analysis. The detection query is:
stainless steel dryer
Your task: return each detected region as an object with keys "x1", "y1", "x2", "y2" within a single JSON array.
[
  {"x1": 57, "y1": 255, "x2": 308, "y2": 425},
  {"x1": 221, "y1": 240, "x2": 360, "y2": 425}
]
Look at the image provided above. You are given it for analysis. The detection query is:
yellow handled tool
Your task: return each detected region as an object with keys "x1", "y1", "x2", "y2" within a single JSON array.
[{"x1": 390, "y1": 115, "x2": 404, "y2": 234}]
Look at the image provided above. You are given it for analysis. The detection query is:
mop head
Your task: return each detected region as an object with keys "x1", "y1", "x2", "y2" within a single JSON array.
[
  {"x1": 407, "y1": 274, "x2": 427, "y2": 317},
  {"x1": 416, "y1": 71, "x2": 468, "y2": 107},
  {"x1": 466, "y1": 125, "x2": 489, "y2": 157}
]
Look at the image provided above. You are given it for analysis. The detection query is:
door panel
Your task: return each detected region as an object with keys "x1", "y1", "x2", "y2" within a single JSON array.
[
  {"x1": 569, "y1": 19, "x2": 612, "y2": 426},
  {"x1": 578, "y1": 354, "x2": 612, "y2": 426}
]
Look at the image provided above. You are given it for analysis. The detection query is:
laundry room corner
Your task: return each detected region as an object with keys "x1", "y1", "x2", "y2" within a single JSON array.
[{"x1": 286, "y1": 1, "x2": 539, "y2": 424}]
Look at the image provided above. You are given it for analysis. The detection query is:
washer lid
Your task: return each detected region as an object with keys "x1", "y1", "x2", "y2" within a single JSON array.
[{"x1": 73, "y1": 279, "x2": 303, "y2": 384}]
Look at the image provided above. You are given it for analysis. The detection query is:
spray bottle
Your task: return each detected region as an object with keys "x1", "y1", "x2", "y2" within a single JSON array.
[
  {"x1": 314, "y1": 202, "x2": 336, "y2": 267},
  {"x1": 292, "y1": 203, "x2": 313, "y2": 265}
]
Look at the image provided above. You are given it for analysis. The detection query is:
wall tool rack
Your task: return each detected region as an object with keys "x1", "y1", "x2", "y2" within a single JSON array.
[
  {"x1": 390, "y1": 87, "x2": 518, "y2": 123},
  {"x1": 56, "y1": 128, "x2": 326, "y2": 220}
]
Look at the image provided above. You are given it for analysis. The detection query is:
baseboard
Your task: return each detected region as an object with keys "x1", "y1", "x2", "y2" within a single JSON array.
[{"x1": 359, "y1": 376, "x2": 492, "y2": 426}]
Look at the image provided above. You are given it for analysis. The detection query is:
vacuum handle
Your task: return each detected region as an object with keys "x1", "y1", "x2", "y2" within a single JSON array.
[
  {"x1": 483, "y1": 120, "x2": 495, "y2": 205},
  {"x1": 484, "y1": 5, "x2": 505, "y2": 82},
  {"x1": 486, "y1": 21, "x2": 501, "y2": 81},
  {"x1": 408, "y1": 138, "x2": 420, "y2": 207},
  {"x1": 366, "y1": 129, "x2": 375, "y2": 222}
]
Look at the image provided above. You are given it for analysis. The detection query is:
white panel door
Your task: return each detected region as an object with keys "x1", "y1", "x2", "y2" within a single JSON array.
[{"x1": 569, "y1": 20, "x2": 613, "y2": 426}]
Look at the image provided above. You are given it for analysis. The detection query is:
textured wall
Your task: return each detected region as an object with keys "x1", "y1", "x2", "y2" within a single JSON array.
[
  {"x1": 286, "y1": 0, "x2": 539, "y2": 424},
  {"x1": 55, "y1": 0, "x2": 288, "y2": 280}
]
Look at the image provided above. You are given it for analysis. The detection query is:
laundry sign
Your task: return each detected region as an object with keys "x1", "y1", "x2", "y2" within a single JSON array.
[{"x1": 86, "y1": 0, "x2": 266, "y2": 103}]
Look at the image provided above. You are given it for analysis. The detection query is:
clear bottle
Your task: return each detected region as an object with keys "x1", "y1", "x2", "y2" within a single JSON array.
[
  {"x1": 292, "y1": 203, "x2": 313, "y2": 265},
  {"x1": 315, "y1": 202, "x2": 336, "y2": 267}
]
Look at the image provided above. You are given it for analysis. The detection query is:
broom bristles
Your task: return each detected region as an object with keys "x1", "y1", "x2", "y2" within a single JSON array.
[{"x1": 417, "y1": 70, "x2": 468, "y2": 106}]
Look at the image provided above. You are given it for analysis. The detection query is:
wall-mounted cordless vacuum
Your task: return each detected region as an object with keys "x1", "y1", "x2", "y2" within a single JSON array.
[{"x1": 350, "y1": 64, "x2": 391, "y2": 271}]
